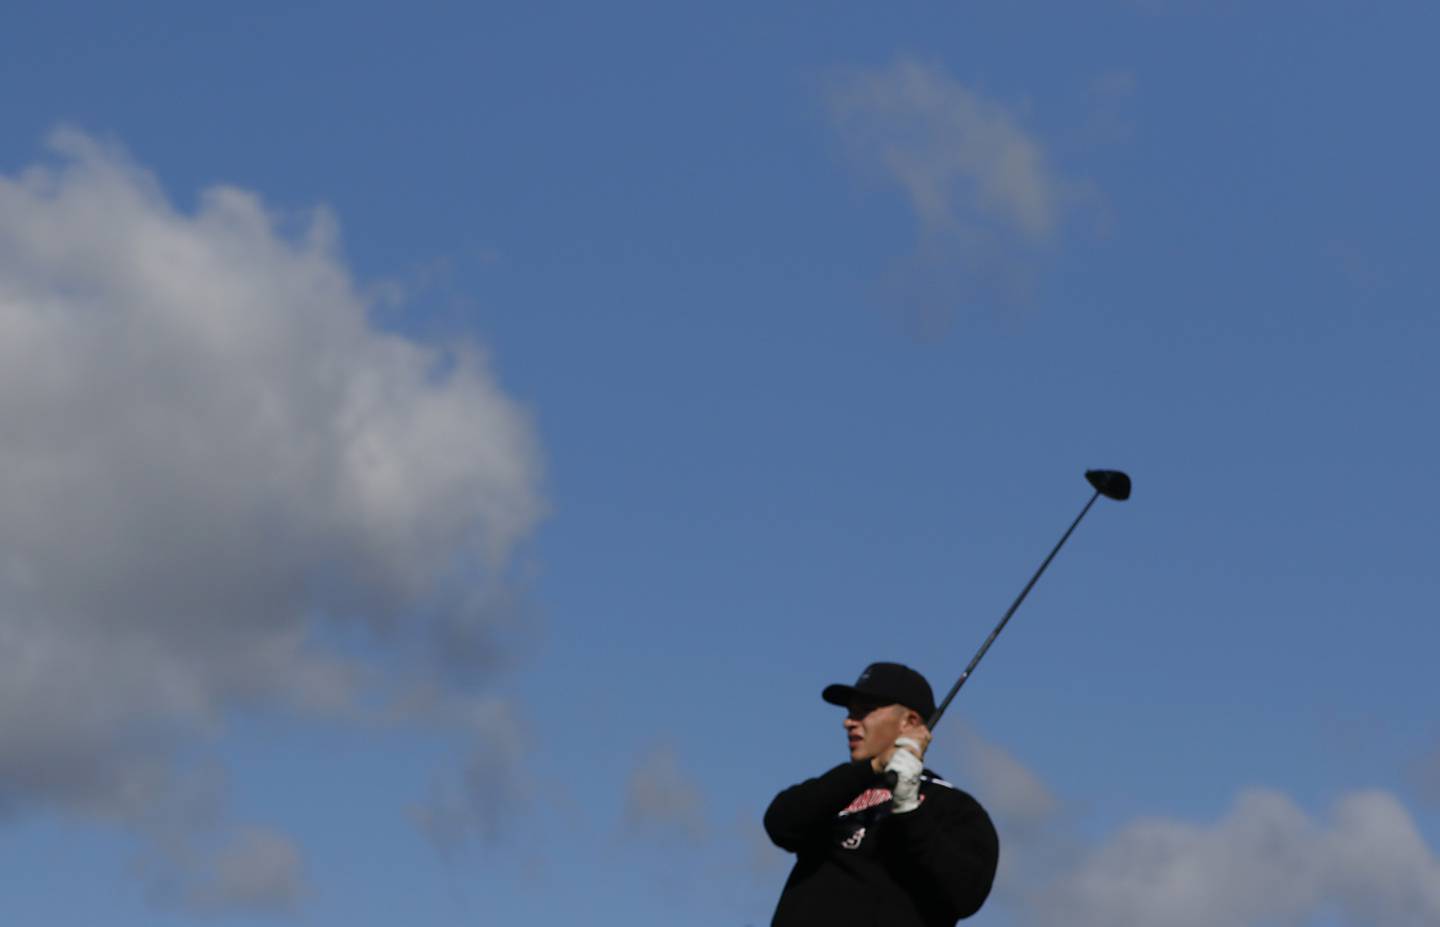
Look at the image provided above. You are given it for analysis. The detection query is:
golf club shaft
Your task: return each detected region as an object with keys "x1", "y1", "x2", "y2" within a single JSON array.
[
  {"x1": 926, "y1": 487, "x2": 1101, "y2": 730},
  {"x1": 879, "y1": 470, "x2": 1128, "y2": 791}
]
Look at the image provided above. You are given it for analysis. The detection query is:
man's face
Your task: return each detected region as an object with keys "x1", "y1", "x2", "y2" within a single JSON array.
[{"x1": 843, "y1": 697, "x2": 907, "y2": 762}]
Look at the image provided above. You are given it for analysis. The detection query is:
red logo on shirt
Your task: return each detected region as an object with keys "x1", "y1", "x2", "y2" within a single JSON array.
[
  {"x1": 838, "y1": 787, "x2": 893, "y2": 817},
  {"x1": 838, "y1": 785, "x2": 928, "y2": 819}
]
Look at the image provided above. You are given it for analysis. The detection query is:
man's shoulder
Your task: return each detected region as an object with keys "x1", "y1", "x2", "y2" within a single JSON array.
[
  {"x1": 920, "y1": 769, "x2": 956, "y2": 790},
  {"x1": 919, "y1": 770, "x2": 989, "y2": 811}
]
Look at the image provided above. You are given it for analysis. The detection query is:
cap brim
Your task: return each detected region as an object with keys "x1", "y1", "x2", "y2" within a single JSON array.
[{"x1": 822, "y1": 682, "x2": 935, "y2": 719}]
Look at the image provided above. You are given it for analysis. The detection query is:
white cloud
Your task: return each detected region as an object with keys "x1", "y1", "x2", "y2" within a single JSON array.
[
  {"x1": 0, "y1": 130, "x2": 545, "y2": 908},
  {"x1": 1031, "y1": 788, "x2": 1440, "y2": 927},
  {"x1": 945, "y1": 730, "x2": 1440, "y2": 927},
  {"x1": 624, "y1": 744, "x2": 707, "y2": 843}
]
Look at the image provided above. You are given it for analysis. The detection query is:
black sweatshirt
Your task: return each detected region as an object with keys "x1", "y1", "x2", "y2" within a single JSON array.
[{"x1": 764, "y1": 760, "x2": 998, "y2": 927}]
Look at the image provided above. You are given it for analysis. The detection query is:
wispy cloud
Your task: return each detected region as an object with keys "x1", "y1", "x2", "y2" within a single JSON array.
[
  {"x1": 0, "y1": 129, "x2": 546, "y2": 910},
  {"x1": 829, "y1": 58, "x2": 1066, "y2": 244},
  {"x1": 828, "y1": 58, "x2": 1079, "y2": 330}
]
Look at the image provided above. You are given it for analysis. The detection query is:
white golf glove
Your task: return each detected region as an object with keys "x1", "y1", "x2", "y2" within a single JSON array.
[{"x1": 886, "y1": 737, "x2": 924, "y2": 814}]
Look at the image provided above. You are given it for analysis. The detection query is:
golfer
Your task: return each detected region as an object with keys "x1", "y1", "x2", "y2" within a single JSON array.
[{"x1": 764, "y1": 662, "x2": 999, "y2": 926}]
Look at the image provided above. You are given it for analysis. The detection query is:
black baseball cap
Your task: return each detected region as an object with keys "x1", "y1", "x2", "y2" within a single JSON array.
[{"x1": 822, "y1": 662, "x2": 936, "y2": 719}]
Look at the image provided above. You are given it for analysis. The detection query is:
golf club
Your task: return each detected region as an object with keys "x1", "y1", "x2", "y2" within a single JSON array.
[{"x1": 883, "y1": 468, "x2": 1130, "y2": 788}]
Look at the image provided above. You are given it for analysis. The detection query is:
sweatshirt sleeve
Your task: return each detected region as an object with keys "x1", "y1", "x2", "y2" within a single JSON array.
[
  {"x1": 763, "y1": 760, "x2": 876, "y2": 853},
  {"x1": 879, "y1": 788, "x2": 1000, "y2": 920}
]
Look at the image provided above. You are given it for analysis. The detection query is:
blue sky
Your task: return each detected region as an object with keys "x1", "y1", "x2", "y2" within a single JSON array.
[{"x1": 2, "y1": 2, "x2": 1438, "y2": 925}]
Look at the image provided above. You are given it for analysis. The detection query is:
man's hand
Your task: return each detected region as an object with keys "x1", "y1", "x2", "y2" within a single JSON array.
[
  {"x1": 869, "y1": 719, "x2": 931, "y2": 775},
  {"x1": 886, "y1": 738, "x2": 925, "y2": 813}
]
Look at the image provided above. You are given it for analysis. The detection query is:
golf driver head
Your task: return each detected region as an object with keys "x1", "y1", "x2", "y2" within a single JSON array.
[{"x1": 1085, "y1": 469, "x2": 1132, "y2": 501}]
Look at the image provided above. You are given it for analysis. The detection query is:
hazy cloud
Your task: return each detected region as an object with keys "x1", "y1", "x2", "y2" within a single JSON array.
[
  {"x1": 941, "y1": 726, "x2": 1073, "y2": 903},
  {"x1": 0, "y1": 130, "x2": 545, "y2": 907},
  {"x1": 745, "y1": 814, "x2": 791, "y2": 879},
  {"x1": 624, "y1": 744, "x2": 707, "y2": 843},
  {"x1": 123, "y1": 762, "x2": 305, "y2": 915},
  {"x1": 411, "y1": 697, "x2": 530, "y2": 854},
  {"x1": 1080, "y1": 70, "x2": 1138, "y2": 149},
  {"x1": 951, "y1": 725, "x2": 1060, "y2": 827},
  {"x1": 1408, "y1": 744, "x2": 1440, "y2": 808},
  {"x1": 201, "y1": 828, "x2": 305, "y2": 913},
  {"x1": 145, "y1": 827, "x2": 306, "y2": 916}
]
